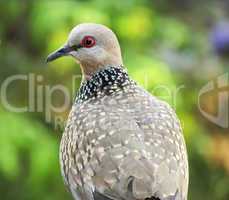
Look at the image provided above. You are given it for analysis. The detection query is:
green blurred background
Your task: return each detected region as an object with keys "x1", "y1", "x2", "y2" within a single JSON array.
[{"x1": 0, "y1": 0, "x2": 228, "y2": 200}]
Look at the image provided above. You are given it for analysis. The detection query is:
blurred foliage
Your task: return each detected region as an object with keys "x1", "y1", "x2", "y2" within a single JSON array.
[{"x1": 0, "y1": 0, "x2": 228, "y2": 200}]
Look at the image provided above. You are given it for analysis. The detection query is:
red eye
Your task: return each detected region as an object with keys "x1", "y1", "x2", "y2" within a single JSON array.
[{"x1": 81, "y1": 36, "x2": 96, "y2": 48}]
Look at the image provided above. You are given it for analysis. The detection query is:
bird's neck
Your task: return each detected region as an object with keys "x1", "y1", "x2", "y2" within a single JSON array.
[
  {"x1": 80, "y1": 55, "x2": 123, "y2": 80},
  {"x1": 76, "y1": 66, "x2": 135, "y2": 102}
]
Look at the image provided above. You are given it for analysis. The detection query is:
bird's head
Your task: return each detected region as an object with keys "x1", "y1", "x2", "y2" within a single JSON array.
[{"x1": 46, "y1": 23, "x2": 123, "y2": 79}]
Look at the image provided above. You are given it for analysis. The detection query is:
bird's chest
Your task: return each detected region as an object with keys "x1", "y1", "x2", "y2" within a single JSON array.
[
  {"x1": 60, "y1": 95, "x2": 126, "y2": 184},
  {"x1": 60, "y1": 90, "x2": 144, "y2": 168}
]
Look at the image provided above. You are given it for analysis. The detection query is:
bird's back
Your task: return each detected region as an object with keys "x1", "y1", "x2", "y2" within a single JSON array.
[{"x1": 60, "y1": 67, "x2": 188, "y2": 200}]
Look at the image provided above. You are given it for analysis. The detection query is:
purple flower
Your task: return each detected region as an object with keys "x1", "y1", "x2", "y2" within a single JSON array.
[{"x1": 211, "y1": 21, "x2": 229, "y2": 55}]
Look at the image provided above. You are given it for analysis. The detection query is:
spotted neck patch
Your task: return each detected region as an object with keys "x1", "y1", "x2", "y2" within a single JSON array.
[{"x1": 76, "y1": 66, "x2": 135, "y2": 102}]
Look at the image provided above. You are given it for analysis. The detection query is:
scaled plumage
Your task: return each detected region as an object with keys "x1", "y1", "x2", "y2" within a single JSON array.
[{"x1": 60, "y1": 66, "x2": 188, "y2": 200}]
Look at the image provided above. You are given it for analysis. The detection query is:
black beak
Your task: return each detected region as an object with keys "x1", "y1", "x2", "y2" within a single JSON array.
[{"x1": 46, "y1": 45, "x2": 73, "y2": 63}]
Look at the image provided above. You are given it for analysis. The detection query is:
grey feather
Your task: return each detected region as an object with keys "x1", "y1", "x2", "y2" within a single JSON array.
[{"x1": 60, "y1": 66, "x2": 189, "y2": 200}]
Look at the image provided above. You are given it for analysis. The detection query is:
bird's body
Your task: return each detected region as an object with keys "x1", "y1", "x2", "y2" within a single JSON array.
[
  {"x1": 60, "y1": 66, "x2": 188, "y2": 200},
  {"x1": 47, "y1": 23, "x2": 189, "y2": 200}
]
